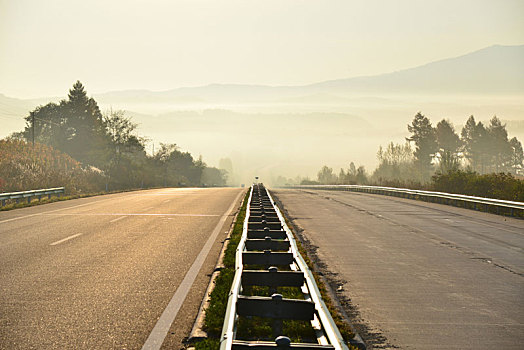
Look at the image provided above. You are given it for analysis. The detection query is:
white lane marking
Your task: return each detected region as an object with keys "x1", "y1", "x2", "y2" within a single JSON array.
[
  {"x1": 163, "y1": 199, "x2": 171, "y2": 203},
  {"x1": 50, "y1": 233, "x2": 83, "y2": 246},
  {"x1": 141, "y1": 190, "x2": 244, "y2": 350},
  {"x1": 0, "y1": 212, "x2": 43, "y2": 224},
  {"x1": 42, "y1": 213, "x2": 219, "y2": 217},
  {"x1": 0, "y1": 193, "x2": 137, "y2": 224},
  {"x1": 109, "y1": 216, "x2": 127, "y2": 223}
]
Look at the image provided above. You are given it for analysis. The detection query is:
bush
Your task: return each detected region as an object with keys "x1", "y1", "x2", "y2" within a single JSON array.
[
  {"x1": 0, "y1": 139, "x2": 106, "y2": 194},
  {"x1": 431, "y1": 170, "x2": 524, "y2": 201}
]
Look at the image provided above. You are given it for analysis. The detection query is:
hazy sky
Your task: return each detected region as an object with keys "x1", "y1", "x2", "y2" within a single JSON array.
[{"x1": 1, "y1": 0, "x2": 523, "y2": 98}]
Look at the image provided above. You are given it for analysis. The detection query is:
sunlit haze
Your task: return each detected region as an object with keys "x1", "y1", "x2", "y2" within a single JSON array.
[
  {"x1": 1, "y1": 0, "x2": 523, "y2": 184},
  {"x1": 1, "y1": 0, "x2": 523, "y2": 98}
]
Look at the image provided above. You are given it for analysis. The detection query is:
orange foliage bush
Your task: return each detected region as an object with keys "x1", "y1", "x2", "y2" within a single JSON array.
[{"x1": 0, "y1": 139, "x2": 105, "y2": 194}]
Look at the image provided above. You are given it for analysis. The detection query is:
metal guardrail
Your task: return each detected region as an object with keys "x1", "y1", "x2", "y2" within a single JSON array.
[
  {"x1": 284, "y1": 185, "x2": 524, "y2": 217},
  {"x1": 220, "y1": 184, "x2": 350, "y2": 349},
  {"x1": 0, "y1": 187, "x2": 65, "y2": 206}
]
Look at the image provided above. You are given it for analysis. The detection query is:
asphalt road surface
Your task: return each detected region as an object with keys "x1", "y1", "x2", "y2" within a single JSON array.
[
  {"x1": 0, "y1": 187, "x2": 244, "y2": 349},
  {"x1": 272, "y1": 189, "x2": 524, "y2": 350}
]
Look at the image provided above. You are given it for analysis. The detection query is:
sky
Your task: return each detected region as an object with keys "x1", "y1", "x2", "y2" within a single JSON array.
[{"x1": 1, "y1": 0, "x2": 523, "y2": 99}]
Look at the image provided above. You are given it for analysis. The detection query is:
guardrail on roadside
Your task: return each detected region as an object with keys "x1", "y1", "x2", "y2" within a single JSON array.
[
  {"x1": 220, "y1": 183, "x2": 352, "y2": 349},
  {"x1": 283, "y1": 185, "x2": 524, "y2": 217},
  {"x1": 0, "y1": 187, "x2": 65, "y2": 206}
]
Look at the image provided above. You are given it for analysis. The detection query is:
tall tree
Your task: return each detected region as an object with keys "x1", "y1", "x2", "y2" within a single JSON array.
[
  {"x1": 317, "y1": 166, "x2": 336, "y2": 184},
  {"x1": 64, "y1": 81, "x2": 107, "y2": 166},
  {"x1": 103, "y1": 110, "x2": 147, "y2": 188},
  {"x1": 435, "y1": 119, "x2": 461, "y2": 173},
  {"x1": 461, "y1": 116, "x2": 489, "y2": 173},
  {"x1": 373, "y1": 142, "x2": 415, "y2": 182},
  {"x1": 486, "y1": 116, "x2": 512, "y2": 172},
  {"x1": 23, "y1": 101, "x2": 69, "y2": 149},
  {"x1": 406, "y1": 112, "x2": 437, "y2": 180},
  {"x1": 509, "y1": 137, "x2": 523, "y2": 175},
  {"x1": 23, "y1": 81, "x2": 108, "y2": 167}
]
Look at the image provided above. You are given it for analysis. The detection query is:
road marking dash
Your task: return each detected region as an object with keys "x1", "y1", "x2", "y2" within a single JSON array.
[
  {"x1": 110, "y1": 216, "x2": 127, "y2": 223},
  {"x1": 50, "y1": 233, "x2": 83, "y2": 246}
]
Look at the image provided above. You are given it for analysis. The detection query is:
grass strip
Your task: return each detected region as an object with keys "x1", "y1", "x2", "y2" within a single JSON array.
[
  {"x1": 194, "y1": 190, "x2": 249, "y2": 349},
  {"x1": 194, "y1": 189, "x2": 360, "y2": 349}
]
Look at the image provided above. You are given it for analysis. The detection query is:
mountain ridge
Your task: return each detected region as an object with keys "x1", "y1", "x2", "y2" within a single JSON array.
[
  {"x1": 94, "y1": 44, "x2": 524, "y2": 100},
  {"x1": 1, "y1": 44, "x2": 523, "y2": 105}
]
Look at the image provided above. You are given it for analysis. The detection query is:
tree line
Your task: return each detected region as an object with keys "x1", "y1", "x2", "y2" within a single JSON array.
[
  {"x1": 4, "y1": 81, "x2": 226, "y2": 192},
  {"x1": 291, "y1": 112, "x2": 523, "y2": 201},
  {"x1": 374, "y1": 112, "x2": 522, "y2": 183}
]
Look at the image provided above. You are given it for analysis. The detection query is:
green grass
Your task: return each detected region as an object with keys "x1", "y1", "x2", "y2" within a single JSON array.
[
  {"x1": 194, "y1": 189, "x2": 359, "y2": 349},
  {"x1": 235, "y1": 317, "x2": 317, "y2": 343},
  {"x1": 198, "y1": 190, "x2": 249, "y2": 340}
]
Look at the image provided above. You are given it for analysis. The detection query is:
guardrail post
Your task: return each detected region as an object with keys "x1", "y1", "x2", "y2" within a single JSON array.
[{"x1": 272, "y1": 294, "x2": 284, "y2": 339}]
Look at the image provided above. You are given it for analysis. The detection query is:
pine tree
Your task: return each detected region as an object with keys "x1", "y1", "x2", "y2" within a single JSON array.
[
  {"x1": 486, "y1": 116, "x2": 512, "y2": 172},
  {"x1": 509, "y1": 137, "x2": 523, "y2": 175},
  {"x1": 64, "y1": 81, "x2": 107, "y2": 166},
  {"x1": 406, "y1": 112, "x2": 437, "y2": 181},
  {"x1": 435, "y1": 119, "x2": 461, "y2": 173},
  {"x1": 461, "y1": 116, "x2": 487, "y2": 172}
]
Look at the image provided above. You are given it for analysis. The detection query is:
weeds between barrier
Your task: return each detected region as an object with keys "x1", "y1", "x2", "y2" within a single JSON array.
[
  {"x1": 195, "y1": 191, "x2": 249, "y2": 349},
  {"x1": 194, "y1": 189, "x2": 361, "y2": 349}
]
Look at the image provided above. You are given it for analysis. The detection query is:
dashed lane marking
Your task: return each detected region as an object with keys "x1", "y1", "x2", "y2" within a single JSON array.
[
  {"x1": 50, "y1": 233, "x2": 83, "y2": 246},
  {"x1": 109, "y1": 216, "x2": 127, "y2": 223}
]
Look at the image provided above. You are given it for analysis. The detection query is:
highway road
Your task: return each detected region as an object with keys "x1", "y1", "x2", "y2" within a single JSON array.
[
  {"x1": 272, "y1": 189, "x2": 524, "y2": 350},
  {"x1": 0, "y1": 187, "x2": 244, "y2": 349}
]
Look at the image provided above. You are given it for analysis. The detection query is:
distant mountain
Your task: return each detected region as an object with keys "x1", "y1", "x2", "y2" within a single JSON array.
[
  {"x1": 0, "y1": 93, "x2": 35, "y2": 115},
  {"x1": 90, "y1": 45, "x2": 524, "y2": 105},
  {"x1": 1, "y1": 44, "x2": 523, "y2": 111},
  {"x1": 310, "y1": 45, "x2": 524, "y2": 95},
  {"x1": 0, "y1": 94, "x2": 37, "y2": 137}
]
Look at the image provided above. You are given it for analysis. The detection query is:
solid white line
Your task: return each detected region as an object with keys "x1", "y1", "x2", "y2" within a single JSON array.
[
  {"x1": 42, "y1": 213, "x2": 220, "y2": 217},
  {"x1": 0, "y1": 193, "x2": 135, "y2": 224},
  {"x1": 141, "y1": 190, "x2": 244, "y2": 350},
  {"x1": 50, "y1": 233, "x2": 83, "y2": 246},
  {"x1": 109, "y1": 216, "x2": 127, "y2": 223}
]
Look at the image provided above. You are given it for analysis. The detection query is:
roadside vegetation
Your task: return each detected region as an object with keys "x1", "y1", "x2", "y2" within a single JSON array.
[
  {"x1": 194, "y1": 191, "x2": 359, "y2": 349},
  {"x1": 283, "y1": 112, "x2": 524, "y2": 201},
  {"x1": 0, "y1": 81, "x2": 227, "y2": 195},
  {"x1": 194, "y1": 191, "x2": 249, "y2": 349}
]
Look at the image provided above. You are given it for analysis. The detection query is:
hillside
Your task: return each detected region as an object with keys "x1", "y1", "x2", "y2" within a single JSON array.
[
  {"x1": 311, "y1": 45, "x2": 524, "y2": 95},
  {"x1": 89, "y1": 44, "x2": 524, "y2": 104}
]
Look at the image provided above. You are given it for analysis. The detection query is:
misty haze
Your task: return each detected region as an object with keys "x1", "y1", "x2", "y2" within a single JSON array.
[
  {"x1": 2, "y1": 44, "x2": 524, "y2": 186},
  {"x1": 1, "y1": 1, "x2": 523, "y2": 349}
]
